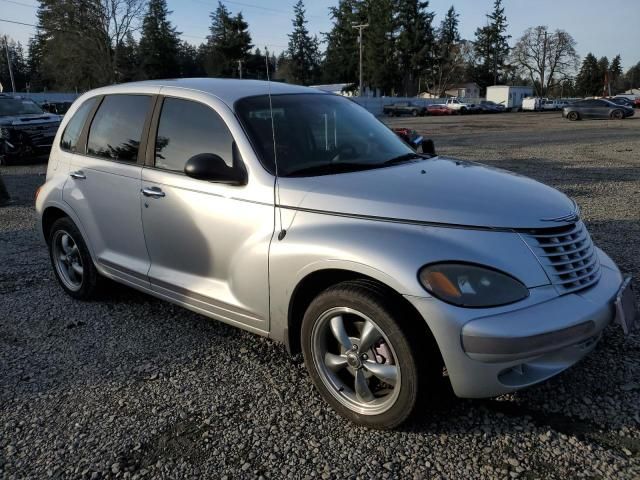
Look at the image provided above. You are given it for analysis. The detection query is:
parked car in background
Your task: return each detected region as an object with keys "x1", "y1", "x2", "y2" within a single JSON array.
[
  {"x1": 522, "y1": 97, "x2": 543, "y2": 111},
  {"x1": 0, "y1": 94, "x2": 62, "y2": 165},
  {"x1": 614, "y1": 94, "x2": 640, "y2": 107},
  {"x1": 478, "y1": 100, "x2": 505, "y2": 113},
  {"x1": 445, "y1": 97, "x2": 478, "y2": 114},
  {"x1": 542, "y1": 99, "x2": 568, "y2": 111},
  {"x1": 426, "y1": 104, "x2": 453, "y2": 116},
  {"x1": 607, "y1": 97, "x2": 635, "y2": 109},
  {"x1": 383, "y1": 102, "x2": 426, "y2": 117},
  {"x1": 36, "y1": 78, "x2": 636, "y2": 429},
  {"x1": 563, "y1": 98, "x2": 634, "y2": 121}
]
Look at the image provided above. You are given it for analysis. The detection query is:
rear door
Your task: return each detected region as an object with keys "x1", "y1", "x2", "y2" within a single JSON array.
[
  {"x1": 63, "y1": 92, "x2": 156, "y2": 289},
  {"x1": 140, "y1": 94, "x2": 273, "y2": 333}
]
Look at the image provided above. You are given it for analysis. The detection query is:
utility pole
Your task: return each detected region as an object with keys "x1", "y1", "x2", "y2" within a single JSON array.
[
  {"x1": 352, "y1": 23, "x2": 368, "y2": 97},
  {"x1": 3, "y1": 36, "x2": 16, "y2": 93},
  {"x1": 237, "y1": 60, "x2": 244, "y2": 79}
]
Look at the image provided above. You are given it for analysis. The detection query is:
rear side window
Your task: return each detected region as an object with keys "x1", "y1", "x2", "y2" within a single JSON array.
[
  {"x1": 154, "y1": 97, "x2": 234, "y2": 172},
  {"x1": 60, "y1": 97, "x2": 98, "y2": 153},
  {"x1": 87, "y1": 95, "x2": 151, "y2": 162}
]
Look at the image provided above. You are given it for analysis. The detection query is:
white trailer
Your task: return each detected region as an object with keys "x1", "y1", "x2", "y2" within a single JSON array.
[{"x1": 486, "y1": 85, "x2": 534, "y2": 111}]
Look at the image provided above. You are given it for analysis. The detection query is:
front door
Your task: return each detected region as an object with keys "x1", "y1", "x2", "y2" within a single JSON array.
[
  {"x1": 140, "y1": 96, "x2": 272, "y2": 333},
  {"x1": 63, "y1": 94, "x2": 154, "y2": 289}
]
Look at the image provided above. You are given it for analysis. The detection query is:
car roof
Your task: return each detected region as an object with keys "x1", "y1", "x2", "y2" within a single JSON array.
[{"x1": 85, "y1": 78, "x2": 325, "y2": 107}]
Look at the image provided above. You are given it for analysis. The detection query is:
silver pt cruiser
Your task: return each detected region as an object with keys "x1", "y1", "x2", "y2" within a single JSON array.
[{"x1": 36, "y1": 79, "x2": 636, "y2": 429}]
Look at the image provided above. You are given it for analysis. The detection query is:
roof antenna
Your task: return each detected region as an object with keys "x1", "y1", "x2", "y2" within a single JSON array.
[{"x1": 265, "y1": 48, "x2": 286, "y2": 241}]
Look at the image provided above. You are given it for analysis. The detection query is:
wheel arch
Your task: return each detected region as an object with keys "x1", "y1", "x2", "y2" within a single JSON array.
[
  {"x1": 42, "y1": 205, "x2": 70, "y2": 244},
  {"x1": 286, "y1": 268, "x2": 439, "y2": 359}
]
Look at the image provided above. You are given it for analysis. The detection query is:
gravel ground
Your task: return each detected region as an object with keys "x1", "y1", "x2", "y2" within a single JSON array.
[{"x1": 1, "y1": 112, "x2": 639, "y2": 479}]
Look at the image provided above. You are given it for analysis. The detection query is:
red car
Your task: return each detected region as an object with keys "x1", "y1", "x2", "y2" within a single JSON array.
[{"x1": 426, "y1": 104, "x2": 453, "y2": 116}]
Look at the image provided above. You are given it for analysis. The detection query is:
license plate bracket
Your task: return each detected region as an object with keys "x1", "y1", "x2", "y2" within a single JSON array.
[{"x1": 615, "y1": 277, "x2": 637, "y2": 335}]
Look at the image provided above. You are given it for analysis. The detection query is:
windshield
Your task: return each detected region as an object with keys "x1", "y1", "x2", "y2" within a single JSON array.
[
  {"x1": 235, "y1": 94, "x2": 416, "y2": 176},
  {"x1": 0, "y1": 98, "x2": 45, "y2": 116}
]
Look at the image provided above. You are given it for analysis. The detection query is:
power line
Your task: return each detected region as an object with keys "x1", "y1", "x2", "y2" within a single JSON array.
[{"x1": 0, "y1": 0, "x2": 37, "y2": 8}]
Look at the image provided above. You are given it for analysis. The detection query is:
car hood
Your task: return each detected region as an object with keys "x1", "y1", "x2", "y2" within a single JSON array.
[
  {"x1": 278, "y1": 157, "x2": 578, "y2": 229},
  {"x1": 0, "y1": 113, "x2": 61, "y2": 126}
]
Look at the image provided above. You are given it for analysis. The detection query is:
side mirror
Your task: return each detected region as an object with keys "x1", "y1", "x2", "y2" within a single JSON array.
[
  {"x1": 184, "y1": 153, "x2": 247, "y2": 185},
  {"x1": 420, "y1": 139, "x2": 436, "y2": 156}
]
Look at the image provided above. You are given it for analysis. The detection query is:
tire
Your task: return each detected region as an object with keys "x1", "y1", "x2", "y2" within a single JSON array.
[
  {"x1": 460, "y1": 107, "x2": 467, "y2": 115},
  {"x1": 611, "y1": 110, "x2": 624, "y2": 120},
  {"x1": 411, "y1": 109, "x2": 418, "y2": 117},
  {"x1": 567, "y1": 111, "x2": 579, "y2": 121},
  {"x1": 301, "y1": 280, "x2": 440, "y2": 429},
  {"x1": 48, "y1": 216, "x2": 101, "y2": 300}
]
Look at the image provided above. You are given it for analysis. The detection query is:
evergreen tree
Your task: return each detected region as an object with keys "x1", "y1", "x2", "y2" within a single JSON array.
[
  {"x1": 204, "y1": 2, "x2": 253, "y2": 77},
  {"x1": 286, "y1": 0, "x2": 320, "y2": 85},
  {"x1": 610, "y1": 54, "x2": 623, "y2": 92},
  {"x1": 116, "y1": 33, "x2": 140, "y2": 82},
  {"x1": 575, "y1": 53, "x2": 601, "y2": 96},
  {"x1": 362, "y1": 0, "x2": 397, "y2": 95},
  {"x1": 396, "y1": 0, "x2": 435, "y2": 96},
  {"x1": 473, "y1": 0, "x2": 510, "y2": 89},
  {"x1": 138, "y1": 0, "x2": 181, "y2": 80},
  {"x1": 597, "y1": 56, "x2": 610, "y2": 95},
  {"x1": 177, "y1": 41, "x2": 204, "y2": 78},
  {"x1": 0, "y1": 38, "x2": 29, "y2": 91},
  {"x1": 623, "y1": 61, "x2": 640, "y2": 91},
  {"x1": 430, "y1": 5, "x2": 464, "y2": 97},
  {"x1": 322, "y1": 0, "x2": 363, "y2": 85},
  {"x1": 33, "y1": 0, "x2": 113, "y2": 90},
  {"x1": 243, "y1": 48, "x2": 276, "y2": 80}
]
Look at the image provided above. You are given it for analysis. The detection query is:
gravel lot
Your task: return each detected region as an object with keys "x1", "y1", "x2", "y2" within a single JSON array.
[{"x1": 1, "y1": 112, "x2": 639, "y2": 479}]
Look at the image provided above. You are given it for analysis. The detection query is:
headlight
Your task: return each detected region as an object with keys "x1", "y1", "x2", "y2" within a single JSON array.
[{"x1": 418, "y1": 263, "x2": 529, "y2": 307}]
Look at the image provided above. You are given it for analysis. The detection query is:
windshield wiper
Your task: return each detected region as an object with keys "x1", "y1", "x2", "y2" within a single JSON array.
[
  {"x1": 285, "y1": 162, "x2": 377, "y2": 177},
  {"x1": 382, "y1": 152, "x2": 424, "y2": 166}
]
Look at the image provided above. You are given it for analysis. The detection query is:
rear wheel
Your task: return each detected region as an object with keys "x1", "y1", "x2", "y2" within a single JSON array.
[
  {"x1": 567, "y1": 111, "x2": 579, "y2": 121},
  {"x1": 411, "y1": 109, "x2": 418, "y2": 117},
  {"x1": 611, "y1": 109, "x2": 624, "y2": 120},
  {"x1": 301, "y1": 281, "x2": 440, "y2": 429},
  {"x1": 48, "y1": 217, "x2": 101, "y2": 299}
]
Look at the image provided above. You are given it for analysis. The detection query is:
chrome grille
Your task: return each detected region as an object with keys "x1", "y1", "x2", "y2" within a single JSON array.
[{"x1": 521, "y1": 221, "x2": 601, "y2": 294}]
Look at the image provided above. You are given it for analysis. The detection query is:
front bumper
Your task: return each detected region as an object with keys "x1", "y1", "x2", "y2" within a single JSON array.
[{"x1": 405, "y1": 249, "x2": 623, "y2": 398}]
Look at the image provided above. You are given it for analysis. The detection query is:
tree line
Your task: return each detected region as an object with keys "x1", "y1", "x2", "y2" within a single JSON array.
[{"x1": 1, "y1": 0, "x2": 639, "y2": 98}]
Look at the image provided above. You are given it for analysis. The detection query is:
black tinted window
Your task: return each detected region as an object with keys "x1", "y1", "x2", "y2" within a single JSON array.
[
  {"x1": 60, "y1": 97, "x2": 98, "y2": 153},
  {"x1": 87, "y1": 95, "x2": 151, "y2": 162},
  {"x1": 155, "y1": 98, "x2": 234, "y2": 172}
]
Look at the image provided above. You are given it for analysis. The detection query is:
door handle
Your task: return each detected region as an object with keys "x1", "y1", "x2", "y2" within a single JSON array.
[
  {"x1": 70, "y1": 170, "x2": 86, "y2": 180},
  {"x1": 141, "y1": 186, "x2": 165, "y2": 198}
]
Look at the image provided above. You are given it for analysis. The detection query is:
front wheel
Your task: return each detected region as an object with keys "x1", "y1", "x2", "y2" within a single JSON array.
[
  {"x1": 301, "y1": 281, "x2": 438, "y2": 429},
  {"x1": 611, "y1": 109, "x2": 624, "y2": 120},
  {"x1": 567, "y1": 111, "x2": 579, "y2": 121},
  {"x1": 411, "y1": 110, "x2": 418, "y2": 117}
]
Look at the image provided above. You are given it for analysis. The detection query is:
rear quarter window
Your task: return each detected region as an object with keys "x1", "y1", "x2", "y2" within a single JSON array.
[{"x1": 60, "y1": 97, "x2": 99, "y2": 153}]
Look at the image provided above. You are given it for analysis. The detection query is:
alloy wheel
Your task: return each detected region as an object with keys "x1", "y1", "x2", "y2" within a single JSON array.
[
  {"x1": 52, "y1": 230, "x2": 84, "y2": 291},
  {"x1": 311, "y1": 307, "x2": 401, "y2": 415}
]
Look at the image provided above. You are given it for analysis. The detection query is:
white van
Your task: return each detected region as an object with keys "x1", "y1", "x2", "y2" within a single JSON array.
[{"x1": 522, "y1": 97, "x2": 542, "y2": 111}]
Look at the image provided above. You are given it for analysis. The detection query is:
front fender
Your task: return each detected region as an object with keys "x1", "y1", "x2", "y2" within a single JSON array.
[{"x1": 268, "y1": 208, "x2": 550, "y2": 341}]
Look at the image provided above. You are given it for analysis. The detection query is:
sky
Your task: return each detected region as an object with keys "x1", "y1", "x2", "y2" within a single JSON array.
[{"x1": 1, "y1": 0, "x2": 639, "y2": 70}]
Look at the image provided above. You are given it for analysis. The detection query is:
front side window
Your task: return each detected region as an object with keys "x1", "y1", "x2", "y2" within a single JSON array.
[
  {"x1": 154, "y1": 98, "x2": 235, "y2": 172},
  {"x1": 87, "y1": 95, "x2": 151, "y2": 162},
  {"x1": 60, "y1": 97, "x2": 98, "y2": 153},
  {"x1": 236, "y1": 94, "x2": 415, "y2": 177}
]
